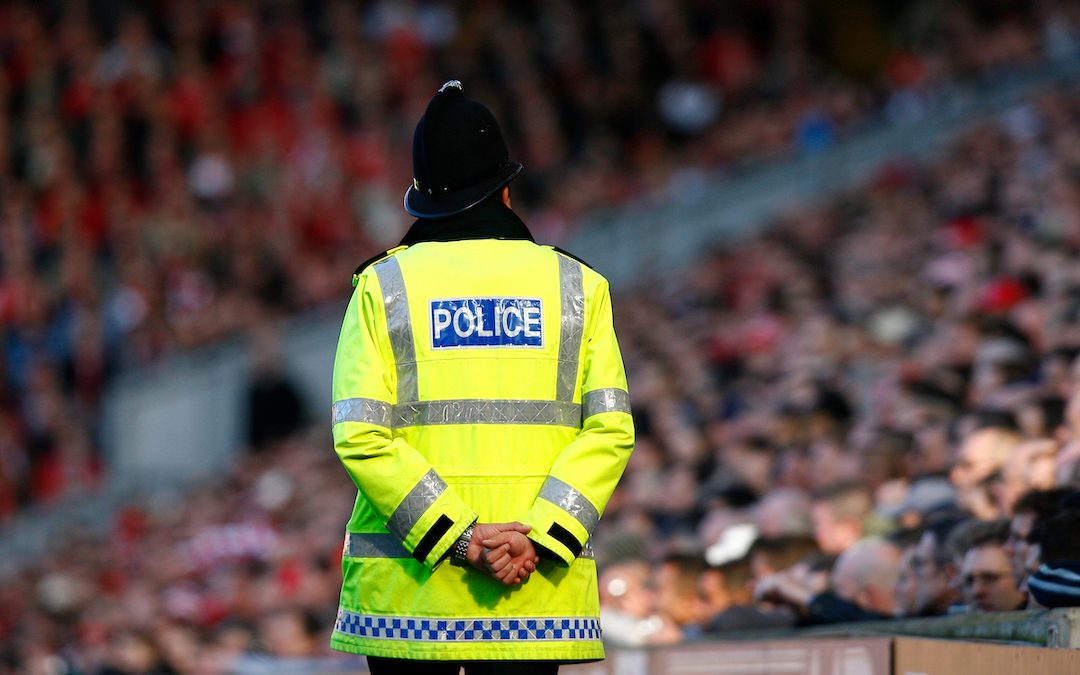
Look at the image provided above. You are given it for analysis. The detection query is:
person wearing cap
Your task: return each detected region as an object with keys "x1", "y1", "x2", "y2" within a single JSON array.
[
  {"x1": 1026, "y1": 510, "x2": 1080, "y2": 608},
  {"x1": 328, "y1": 81, "x2": 634, "y2": 673}
]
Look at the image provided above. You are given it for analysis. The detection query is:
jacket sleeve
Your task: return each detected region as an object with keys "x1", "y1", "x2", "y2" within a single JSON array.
[
  {"x1": 521, "y1": 272, "x2": 634, "y2": 564},
  {"x1": 804, "y1": 591, "x2": 889, "y2": 625},
  {"x1": 331, "y1": 269, "x2": 478, "y2": 569}
]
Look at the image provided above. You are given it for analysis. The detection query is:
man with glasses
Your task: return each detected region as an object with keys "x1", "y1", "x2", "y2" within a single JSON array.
[{"x1": 955, "y1": 519, "x2": 1026, "y2": 613}]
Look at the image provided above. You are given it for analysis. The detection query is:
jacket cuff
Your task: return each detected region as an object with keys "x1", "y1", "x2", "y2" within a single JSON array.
[
  {"x1": 403, "y1": 498, "x2": 478, "y2": 569},
  {"x1": 521, "y1": 504, "x2": 591, "y2": 566}
]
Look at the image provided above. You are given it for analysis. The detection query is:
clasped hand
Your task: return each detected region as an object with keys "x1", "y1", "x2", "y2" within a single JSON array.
[{"x1": 466, "y1": 522, "x2": 540, "y2": 585}]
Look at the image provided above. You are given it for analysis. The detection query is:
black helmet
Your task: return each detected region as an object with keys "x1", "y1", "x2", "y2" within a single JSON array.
[{"x1": 404, "y1": 81, "x2": 523, "y2": 219}]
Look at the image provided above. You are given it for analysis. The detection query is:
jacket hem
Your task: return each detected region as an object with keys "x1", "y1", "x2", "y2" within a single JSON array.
[{"x1": 330, "y1": 635, "x2": 604, "y2": 662}]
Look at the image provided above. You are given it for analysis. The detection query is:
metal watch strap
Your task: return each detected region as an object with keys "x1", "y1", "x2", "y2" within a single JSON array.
[{"x1": 453, "y1": 524, "x2": 475, "y2": 559}]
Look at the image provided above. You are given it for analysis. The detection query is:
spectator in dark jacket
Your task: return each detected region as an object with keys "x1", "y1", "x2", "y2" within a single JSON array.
[
  {"x1": 756, "y1": 537, "x2": 901, "y2": 625},
  {"x1": 1027, "y1": 509, "x2": 1080, "y2": 608}
]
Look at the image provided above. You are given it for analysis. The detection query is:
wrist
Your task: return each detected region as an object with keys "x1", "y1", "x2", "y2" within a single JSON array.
[{"x1": 452, "y1": 524, "x2": 475, "y2": 560}]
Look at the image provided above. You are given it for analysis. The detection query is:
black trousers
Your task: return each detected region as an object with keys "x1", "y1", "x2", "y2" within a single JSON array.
[{"x1": 366, "y1": 655, "x2": 560, "y2": 675}]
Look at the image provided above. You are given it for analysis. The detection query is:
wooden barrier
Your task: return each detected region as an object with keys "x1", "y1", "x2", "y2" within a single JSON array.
[
  {"x1": 563, "y1": 637, "x2": 892, "y2": 675},
  {"x1": 559, "y1": 609, "x2": 1080, "y2": 675},
  {"x1": 893, "y1": 637, "x2": 1080, "y2": 675},
  {"x1": 563, "y1": 636, "x2": 1080, "y2": 675}
]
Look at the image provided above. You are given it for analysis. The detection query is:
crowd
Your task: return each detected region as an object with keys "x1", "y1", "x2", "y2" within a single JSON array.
[
  {"x1": 8, "y1": 80, "x2": 1080, "y2": 672},
  {"x1": 0, "y1": 432, "x2": 358, "y2": 675},
  {"x1": 7, "y1": 0, "x2": 1080, "y2": 674},
  {"x1": 2, "y1": 0, "x2": 1080, "y2": 518},
  {"x1": 593, "y1": 84, "x2": 1080, "y2": 643}
]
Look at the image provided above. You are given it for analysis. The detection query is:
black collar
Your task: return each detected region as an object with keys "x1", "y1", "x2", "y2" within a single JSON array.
[{"x1": 399, "y1": 198, "x2": 534, "y2": 246}]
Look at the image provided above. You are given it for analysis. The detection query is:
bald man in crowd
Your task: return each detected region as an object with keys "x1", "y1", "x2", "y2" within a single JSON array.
[
  {"x1": 824, "y1": 537, "x2": 903, "y2": 619},
  {"x1": 756, "y1": 537, "x2": 902, "y2": 624}
]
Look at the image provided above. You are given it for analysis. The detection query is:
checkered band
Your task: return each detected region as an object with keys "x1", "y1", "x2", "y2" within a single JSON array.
[{"x1": 334, "y1": 610, "x2": 601, "y2": 643}]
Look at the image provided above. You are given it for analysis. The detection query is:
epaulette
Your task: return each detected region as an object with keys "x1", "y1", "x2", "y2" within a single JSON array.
[
  {"x1": 352, "y1": 246, "x2": 408, "y2": 287},
  {"x1": 549, "y1": 246, "x2": 594, "y2": 270}
]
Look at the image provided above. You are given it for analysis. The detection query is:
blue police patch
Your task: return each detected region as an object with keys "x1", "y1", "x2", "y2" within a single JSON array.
[{"x1": 430, "y1": 298, "x2": 543, "y2": 349}]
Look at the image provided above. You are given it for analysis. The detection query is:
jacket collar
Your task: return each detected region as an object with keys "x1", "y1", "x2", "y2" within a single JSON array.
[{"x1": 399, "y1": 198, "x2": 534, "y2": 246}]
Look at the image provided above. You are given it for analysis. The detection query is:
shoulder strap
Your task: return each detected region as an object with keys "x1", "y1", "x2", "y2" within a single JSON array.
[
  {"x1": 352, "y1": 246, "x2": 409, "y2": 287},
  {"x1": 549, "y1": 245, "x2": 594, "y2": 270}
]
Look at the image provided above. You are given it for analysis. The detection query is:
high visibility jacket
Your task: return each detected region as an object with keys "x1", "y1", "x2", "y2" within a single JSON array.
[{"x1": 329, "y1": 203, "x2": 634, "y2": 661}]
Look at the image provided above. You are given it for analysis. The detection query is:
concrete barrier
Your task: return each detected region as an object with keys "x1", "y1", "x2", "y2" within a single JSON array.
[{"x1": 799, "y1": 607, "x2": 1080, "y2": 648}]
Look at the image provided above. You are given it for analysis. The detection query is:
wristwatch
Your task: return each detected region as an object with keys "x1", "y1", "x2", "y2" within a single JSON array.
[{"x1": 453, "y1": 524, "x2": 475, "y2": 560}]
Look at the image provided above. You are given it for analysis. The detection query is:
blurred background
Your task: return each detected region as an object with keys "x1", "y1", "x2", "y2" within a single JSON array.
[{"x1": 4, "y1": 0, "x2": 1080, "y2": 673}]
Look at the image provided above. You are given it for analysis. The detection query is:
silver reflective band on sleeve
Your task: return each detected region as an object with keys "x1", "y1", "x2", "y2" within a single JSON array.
[
  {"x1": 332, "y1": 398, "x2": 393, "y2": 427},
  {"x1": 556, "y1": 255, "x2": 584, "y2": 403},
  {"x1": 582, "y1": 388, "x2": 631, "y2": 419},
  {"x1": 374, "y1": 257, "x2": 419, "y2": 405},
  {"x1": 392, "y1": 399, "x2": 580, "y2": 428},
  {"x1": 344, "y1": 532, "x2": 410, "y2": 558},
  {"x1": 538, "y1": 476, "x2": 600, "y2": 535},
  {"x1": 386, "y1": 469, "x2": 447, "y2": 541}
]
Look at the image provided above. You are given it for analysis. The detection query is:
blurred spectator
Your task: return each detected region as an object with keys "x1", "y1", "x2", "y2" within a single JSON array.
[
  {"x1": 896, "y1": 515, "x2": 965, "y2": 617},
  {"x1": 598, "y1": 561, "x2": 681, "y2": 647},
  {"x1": 654, "y1": 553, "x2": 711, "y2": 638},
  {"x1": 884, "y1": 475, "x2": 958, "y2": 529},
  {"x1": 950, "y1": 426, "x2": 1023, "y2": 520},
  {"x1": 810, "y1": 482, "x2": 873, "y2": 555},
  {"x1": 817, "y1": 537, "x2": 903, "y2": 621},
  {"x1": 953, "y1": 519, "x2": 1027, "y2": 613},
  {"x1": 95, "y1": 630, "x2": 177, "y2": 675},
  {"x1": 994, "y1": 438, "x2": 1059, "y2": 516},
  {"x1": 1004, "y1": 487, "x2": 1073, "y2": 589},
  {"x1": 1027, "y1": 509, "x2": 1080, "y2": 608},
  {"x1": 747, "y1": 535, "x2": 820, "y2": 585},
  {"x1": 245, "y1": 330, "x2": 307, "y2": 451},
  {"x1": 757, "y1": 536, "x2": 901, "y2": 625},
  {"x1": 700, "y1": 555, "x2": 797, "y2": 633}
]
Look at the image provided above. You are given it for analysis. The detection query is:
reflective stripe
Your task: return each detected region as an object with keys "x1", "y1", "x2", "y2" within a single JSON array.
[
  {"x1": 538, "y1": 476, "x2": 600, "y2": 536},
  {"x1": 332, "y1": 398, "x2": 392, "y2": 427},
  {"x1": 334, "y1": 398, "x2": 581, "y2": 429},
  {"x1": 374, "y1": 257, "x2": 419, "y2": 405},
  {"x1": 556, "y1": 255, "x2": 584, "y2": 403},
  {"x1": 393, "y1": 399, "x2": 580, "y2": 428},
  {"x1": 344, "y1": 532, "x2": 410, "y2": 558},
  {"x1": 386, "y1": 469, "x2": 446, "y2": 541},
  {"x1": 582, "y1": 388, "x2": 631, "y2": 419},
  {"x1": 343, "y1": 532, "x2": 595, "y2": 559},
  {"x1": 334, "y1": 609, "x2": 601, "y2": 642}
]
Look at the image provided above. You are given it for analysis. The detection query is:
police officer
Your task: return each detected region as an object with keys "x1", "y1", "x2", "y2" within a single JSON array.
[{"x1": 329, "y1": 81, "x2": 634, "y2": 674}]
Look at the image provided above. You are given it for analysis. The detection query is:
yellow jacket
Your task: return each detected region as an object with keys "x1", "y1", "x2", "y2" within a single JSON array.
[{"x1": 329, "y1": 204, "x2": 633, "y2": 661}]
